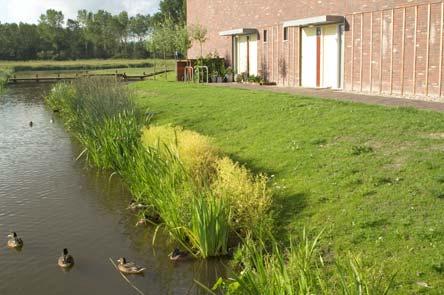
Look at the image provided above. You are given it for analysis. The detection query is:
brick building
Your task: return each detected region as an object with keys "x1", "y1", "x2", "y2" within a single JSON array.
[{"x1": 187, "y1": 0, "x2": 444, "y2": 98}]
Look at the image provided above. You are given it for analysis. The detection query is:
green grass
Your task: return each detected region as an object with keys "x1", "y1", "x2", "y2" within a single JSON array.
[
  {"x1": 131, "y1": 80, "x2": 444, "y2": 293},
  {"x1": 0, "y1": 67, "x2": 11, "y2": 92},
  {"x1": 0, "y1": 59, "x2": 173, "y2": 71}
]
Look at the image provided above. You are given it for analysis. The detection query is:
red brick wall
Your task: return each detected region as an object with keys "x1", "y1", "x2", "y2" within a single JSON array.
[{"x1": 188, "y1": 0, "x2": 444, "y2": 98}]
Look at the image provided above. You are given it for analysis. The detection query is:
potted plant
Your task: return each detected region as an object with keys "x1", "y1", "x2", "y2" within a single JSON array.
[
  {"x1": 241, "y1": 72, "x2": 249, "y2": 83},
  {"x1": 225, "y1": 67, "x2": 234, "y2": 82},
  {"x1": 211, "y1": 70, "x2": 218, "y2": 83},
  {"x1": 218, "y1": 65, "x2": 226, "y2": 83}
]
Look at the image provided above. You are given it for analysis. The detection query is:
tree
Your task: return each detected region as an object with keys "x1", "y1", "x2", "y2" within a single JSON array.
[
  {"x1": 190, "y1": 24, "x2": 207, "y2": 59},
  {"x1": 38, "y1": 9, "x2": 65, "y2": 55},
  {"x1": 152, "y1": 0, "x2": 185, "y2": 25}
]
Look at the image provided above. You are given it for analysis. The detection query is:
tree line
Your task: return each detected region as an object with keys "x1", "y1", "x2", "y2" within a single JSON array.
[{"x1": 0, "y1": 0, "x2": 185, "y2": 60}]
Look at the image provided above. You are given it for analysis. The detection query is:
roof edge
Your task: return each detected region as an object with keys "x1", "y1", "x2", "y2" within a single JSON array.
[
  {"x1": 283, "y1": 15, "x2": 344, "y2": 28},
  {"x1": 219, "y1": 28, "x2": 258, "y2": 36}
]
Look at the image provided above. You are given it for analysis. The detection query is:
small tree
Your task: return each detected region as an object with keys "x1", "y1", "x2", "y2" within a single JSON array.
[
  {"x1": 190, "y1": 24, "x2": 207, "y2": 59},
  {"x1": 147, "y1": 18, "x2": 176, "y2": 79}
]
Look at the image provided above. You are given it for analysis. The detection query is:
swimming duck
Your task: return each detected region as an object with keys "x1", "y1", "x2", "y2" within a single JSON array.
[
  {"x1": 58, "y1": 248, "x2": 74, "y2": 268},
  {"x1": 50, "y1": 118, "x2": 54, "y2": 124},
  {"x1": 169, "y1": 247, "x2": 188, "y2": 261},
  {"x1": 127, "y1": 200, "x2": 148, "y2": 210},
  {"x1": 29, "y1": 121, "x2": 33, "y2": 127},
  {"x1": 116, "y1": 257, "x2": 146, "y2": 274},
  {"x1": 7, "y1": 232, "x2": 23, "y2": 248}
]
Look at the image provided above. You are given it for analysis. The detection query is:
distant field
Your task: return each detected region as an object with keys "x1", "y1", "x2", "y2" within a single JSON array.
[{"x1": 0, "y1": 59, "x2": 175, "y2": 77}]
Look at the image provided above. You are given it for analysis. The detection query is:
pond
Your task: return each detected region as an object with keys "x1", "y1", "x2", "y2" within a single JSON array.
[{"x1": 0, "y1": 83, "x2": 224, "y2": 294}]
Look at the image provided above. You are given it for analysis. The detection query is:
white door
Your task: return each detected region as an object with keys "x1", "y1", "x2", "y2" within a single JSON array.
[
  {"x1": 301, "y1": 27, "x2": 317, "y2": 87},
  {"x1": 321, "y1": 24, "x2": 340, "y2": 89},
  {"x1": 248, "y1": 34, "x2": 258, "y2": 76},
  {"x1": 236, "y1": 36, "x2": 248, "y2": 74}
]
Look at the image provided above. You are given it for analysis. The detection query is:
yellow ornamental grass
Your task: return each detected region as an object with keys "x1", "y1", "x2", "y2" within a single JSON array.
[
  {"x1": 141, "y1": 125, "x2": 220, "y2": 183},
  {"x1": 212, "y1": 157, "x2": 272, "y2": 233}
]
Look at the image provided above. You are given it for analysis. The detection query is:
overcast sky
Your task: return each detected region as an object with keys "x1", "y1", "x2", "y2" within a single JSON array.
[{"x1": 0, "y1": 0, "x2": 161, "y2": 24}]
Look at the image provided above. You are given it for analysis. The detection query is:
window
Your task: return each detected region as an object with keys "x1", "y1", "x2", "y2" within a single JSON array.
[
  {"x1": 283, "y1": 27, "x2": 288, "y2": 41},
  {"x1": 263, "y1": 30, "x2": 268, "y2": 42}
]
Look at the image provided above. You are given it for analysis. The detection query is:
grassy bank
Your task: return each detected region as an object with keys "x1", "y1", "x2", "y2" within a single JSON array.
[
  {"x1": 45, "y1": 78, "x2": 272, "y2": 259},
  {"x1": 47, "y1": 79, "x2": 395, "y2": 293},
  {"x1": 0, "y1": 59, "x2": 175, "y2": 72},
  {"x1": 131, "y1": 80, "x2": 444, "y2": 292}
]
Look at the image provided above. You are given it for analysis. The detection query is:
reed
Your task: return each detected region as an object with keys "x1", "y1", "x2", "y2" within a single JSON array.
[
  {"x1": 187, "y1": 193, "x2": 230, "y2": 258},
  {"x1": 47, "y1": 80, "x2": 231, "y2": 258},
  {"x1": 0, "y1": 67, "x2": 11, "y2": 92},
  {"x1": 214, "y1": 231, "x2": 395, "y2": 294}
]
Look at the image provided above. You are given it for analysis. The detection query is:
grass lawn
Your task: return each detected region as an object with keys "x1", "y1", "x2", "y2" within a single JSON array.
[{"x1": 131, "y1": 80, "x2": 444, "y2": 293}]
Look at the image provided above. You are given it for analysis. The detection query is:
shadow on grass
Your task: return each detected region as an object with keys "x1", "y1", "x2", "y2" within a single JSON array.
[{"x1": 271, "y1": 192, "x2": 308, "y2": 238}]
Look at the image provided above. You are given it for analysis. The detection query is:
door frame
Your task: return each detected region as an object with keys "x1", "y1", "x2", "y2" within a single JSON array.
[{"x1": 298, "y1": 22, "x2": 345, "y2": 89}]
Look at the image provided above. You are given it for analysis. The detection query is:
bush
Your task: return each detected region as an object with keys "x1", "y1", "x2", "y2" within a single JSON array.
[
  {"x1": 141, "y1": 125, "x2": 220, "y2": 184},
  {"x1": 212, "y1": 157, "x2": 272, "y2": 234}
]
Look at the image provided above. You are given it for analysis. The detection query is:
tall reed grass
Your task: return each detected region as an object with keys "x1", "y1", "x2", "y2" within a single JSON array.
[
  {"x1": 213, "y1": 231, "x2": 396, "y2": 294},
  {"x1": 0, "y1": 67, "x2": 11, "y2": 92},
  {"x1": 46, "y1": 78, "x2": 232, "y2": 258}
]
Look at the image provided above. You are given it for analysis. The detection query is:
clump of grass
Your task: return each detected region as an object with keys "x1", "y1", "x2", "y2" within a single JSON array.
[
  {"x1": 351, "y1": 145, "x2": 374, "y2": 155},
  {"x1": 46, "y1": 78, "x2": 145, "y2": 169},
  {"x1": 212, "y1": 231, "x2": 396, "y2": 294},
  {"x1": 187, "y1": 193, "x2": 230, "y2": 258},
  {"x1": 0, "y1": 67, "x2": 11, "y2": 92}
]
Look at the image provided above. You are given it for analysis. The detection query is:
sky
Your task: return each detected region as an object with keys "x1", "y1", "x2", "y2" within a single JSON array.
[{"x1": 0, "y1": 0, "x2": 161, "y2": 24}]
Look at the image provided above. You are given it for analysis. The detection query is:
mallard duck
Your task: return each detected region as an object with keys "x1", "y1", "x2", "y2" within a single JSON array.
[
  {"x1": 29, "y1": 121, "x2": 33, "y2": 127},
  {"x1": 127, "y1": 200, "x2": 148, "y2": 211},
  {"x1": 58, "y1": 248, "x2": 74, "y2": 268},
  {"x1": 116, "y1": 257, "x2": 146, "y2": 274},
  {"x1": 7, "y1": 232, "x2": 23, "y2": 248},
  {"x1": 169, "y1": 247, "x2": 188, "y2": 261}
]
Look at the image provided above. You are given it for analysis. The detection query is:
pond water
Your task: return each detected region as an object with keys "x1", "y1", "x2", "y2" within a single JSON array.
[{"x1": 0, "y1": 84, "x2": 225, "y2": 294}]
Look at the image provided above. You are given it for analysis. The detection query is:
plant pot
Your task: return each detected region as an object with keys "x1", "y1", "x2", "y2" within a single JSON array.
[
  {"x1": 216, "y1": 76, "x2": 223, "y2": 83},
  {"x1": 211, "y1": 75, "x2": 218, "y2": 83},
  {"x1": 225, "y1": 74, "x2": 233, "y2": 82}
]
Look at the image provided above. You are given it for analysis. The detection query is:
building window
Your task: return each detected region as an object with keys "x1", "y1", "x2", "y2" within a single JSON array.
[
  {"x1": 263, "y1": 30, "x2": 267, "y2": 42},
  {"x1": 283, "y1": 27, "x2": 288, "y2": 41}
]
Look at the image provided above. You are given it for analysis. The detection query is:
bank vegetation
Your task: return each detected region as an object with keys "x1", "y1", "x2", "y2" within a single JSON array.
[{"x1": 46, "y1": 78, "x2": 395, "y2": 294}]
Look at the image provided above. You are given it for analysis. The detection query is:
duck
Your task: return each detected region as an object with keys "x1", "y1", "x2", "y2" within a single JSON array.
[
  {"x1": 169, "y1": 247, "x2": 189, "y2": 261},
  {"x1": 7, "y1": 232, "x2": 23, "y2": 248},
  {"x1": 50, "y1": 118, "x2": 54, "y2": 124},
  {"x1": 29, "y1": 121, "x2": 33, "y2": 127},
  {"x1": 127, "y1": 200, "x2": 148, "y2": 211},
  {"x1": 116, "y1": 257, "x2": 146, "y2": 274},
  {"x1": 135, "y1": 218, "x2": 149, "y2": 227},
  {"x1": 58, "y1": 248, "x2": 74, "y2": 268}
]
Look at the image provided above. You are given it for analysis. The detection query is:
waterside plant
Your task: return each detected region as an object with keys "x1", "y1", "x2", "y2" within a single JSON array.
[
  {"x1": 46, "y1": 78, "x2": 271, "y2": 259},
  {"x1": 46, "y1": 78, "x2": 396, "y2": 292},
  {"x1": 0, "y1": 67, "x2": 11, "y2": 92}
]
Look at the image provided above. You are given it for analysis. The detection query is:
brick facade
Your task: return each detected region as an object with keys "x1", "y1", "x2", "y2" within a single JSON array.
[{"x1": 187, "y1": 0, "x2": 444, "y2": 98}]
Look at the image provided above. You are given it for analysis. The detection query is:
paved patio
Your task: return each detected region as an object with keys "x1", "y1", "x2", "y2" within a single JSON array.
[{"x1": 212, "y1": 83, "x2": 444, "y2": 112}]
